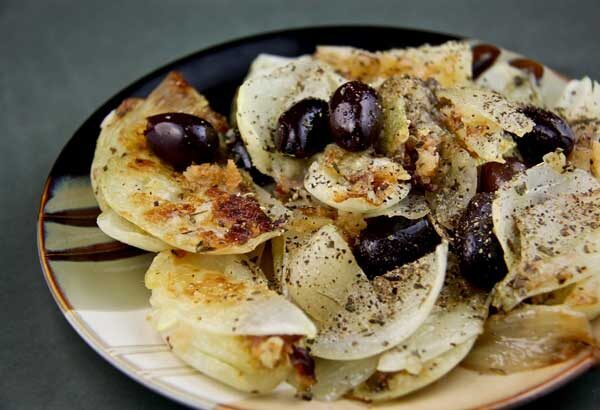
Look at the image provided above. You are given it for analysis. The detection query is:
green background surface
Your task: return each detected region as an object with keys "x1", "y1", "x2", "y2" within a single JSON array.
[{"x1": 2, "y1": 0, "x2": 599, "y2": 408}]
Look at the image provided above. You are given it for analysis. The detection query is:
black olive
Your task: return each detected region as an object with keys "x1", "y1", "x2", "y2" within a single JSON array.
[
  {"x1": 276, "y1": 98, "x2": 330, "y2": 158},
  {"x1": 517, "y1": 106, "x2": 575, "y2": 166},
  {"x1": 455, "y1": 192, "x2": 507, "y2": 290},
  {"x1": 354, "y1": 216, "x2": 441, "y2": 279},
  {"x1": 471, "y1": 44, "x2": 501, "y2": 79},
  {"x1": 225, "y1": 129, "x2": 274, "y2": 186},
  {"x1": 329, "y1": 81, "x2": 382, "y2": 152},
  {"x1": 144, "y1": 113, "x2": 218, "y2": 171},
  {"x1": 478, "y1": 158, "x2": 527, "y2": 193}
]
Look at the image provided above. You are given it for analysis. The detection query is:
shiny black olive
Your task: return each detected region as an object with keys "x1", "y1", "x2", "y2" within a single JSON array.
[
  {"x1": 329, "y1": 81, "x2": 382, "y2": 152},
  {"x1": 478, "y1": 158, "x2": 527, "y2": 193},
  {"x1": 276, "y1": 98, "x2": 330, "y2": 158},
  {"x1": 455, "y1": 192, "x2": 507, "y2": 290},
  {"x1": 517, "y1": 106, "x2": 575, "y2": 166},
  {"x1": 144, "y1": 113, "x2": 218, "y2": 171},
  {"x1": 472, "y1": 44, "x2": 501, "y2": 79},
  {"x1": 225, "y1": 129, "x2": 273, "y2": 186},
  {"x1": 354, "y1": 216, "x2": 441, "y2": 279}
]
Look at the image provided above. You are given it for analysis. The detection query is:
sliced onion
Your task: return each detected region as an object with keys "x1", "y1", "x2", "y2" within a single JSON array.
[
  {"x1": 352, "y1": 338, "x2": 476, "y2": 401},
  {"x1": 491, "y1": 157, "x2": 600, "y2": 310},
  {"x1": 426, "y1": 141, "x2": 478, "y2": 230},
  {"x1": 462, "y1": 305, "x2": 595, "y2": 374},
  {"x1": 377, "y1": 254, "x2": 488, "y2": 373},
  {"x1": 476, "y1": 61, "x2": 542, "y2": 105},
  {"x1": 287, "y1": 225, "x2": 447, "y2": 360},
  {"x1": 553, "y1": 77, "x2": 600, "y2": 121},
  {"x1": 97, "y1": 209, "x2": 170, "y2": 252},
  {"x1": 304, "y1": 145, "x2": 411, "y2": 213},
  {"x1": 563, "y1": 275, "x2": 600, "y2": 320},
  {"x1": 314, "y1": 42, "x2": 471, "y2": 87},
  {"x1": 364, "y1": 192, "x2": 430, "y2": 220},
  {"x1": 309, "y1": 357, "x2": 378, "y2": 401}
]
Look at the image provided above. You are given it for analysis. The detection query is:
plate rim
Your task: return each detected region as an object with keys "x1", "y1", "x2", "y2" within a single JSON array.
[{"x1": 36, "y1": 25, "x2": 599, "y2": 410}]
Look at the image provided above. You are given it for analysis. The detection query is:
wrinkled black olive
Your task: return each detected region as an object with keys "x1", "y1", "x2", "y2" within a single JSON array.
[
  {"x1": 472, "y1": 44, "x2": 501, "y2": 79},
  {"x1": 144, "y1": 113, "x2": 218, "y2": 170},
  {"x1": 517, "y1": 106, "x2": 575, "y2": 166},
  {"x1": 455, "y1": 192, "x2": 507, "y2": 290},
  {"x1": 329, "y1": 81, "x2": 382, "y2": 151},
  {"x1": 225, "y1": 129, "x2": 273, "y2": 186},
  {"x1": 478, "y1": 158, "x2": 527, "y2": 193},
  {"x1": 354, "y1": 216, "x2": 441, "y2": 279},
  {"x1": 276, "y1": 98, "x2": 330, "y2": 158}
]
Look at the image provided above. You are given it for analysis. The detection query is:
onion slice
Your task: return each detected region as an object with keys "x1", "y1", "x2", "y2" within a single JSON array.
[
  {"x1": 352, "y1": 338, "x2": 476, "y2": 401},
  {"x1": 563, "y1": 275, "x2": 600, "y2": 320},
  {"x1": 287, "y1": 225, "x2": 447, "y2": 360},
  {"x1": 462, "y1": 305, "x2": 595, "y2": 374},
  {"x1": 309, "y1": 357, "x2": 379, "y2": 401}
]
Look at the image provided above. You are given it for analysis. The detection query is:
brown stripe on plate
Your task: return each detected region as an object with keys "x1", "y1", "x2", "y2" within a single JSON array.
[
  {"x1": 45, "y1": 241, "x2": 147, "y2": 261},
  {"x1": 44, "y1": 207, "x2": 102, "y2": 227}
]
